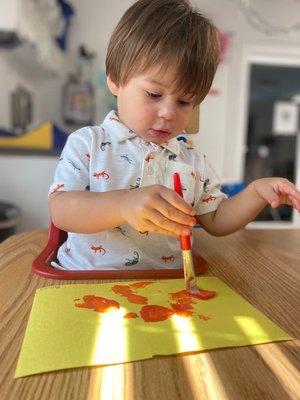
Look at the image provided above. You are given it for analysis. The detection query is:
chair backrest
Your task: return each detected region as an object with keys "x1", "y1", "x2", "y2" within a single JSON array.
[{"x1": 32, "y1": 221, "x2": 207, "y2": 280}]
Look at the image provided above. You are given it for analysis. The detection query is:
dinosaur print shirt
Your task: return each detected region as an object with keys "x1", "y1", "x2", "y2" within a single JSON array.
[{"x1": 49, "y1": 110, "x2": 227, "y2": 270}]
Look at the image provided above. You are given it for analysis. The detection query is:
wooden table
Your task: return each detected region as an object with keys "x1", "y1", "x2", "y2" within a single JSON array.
[{"x1": 0, "y1": 229, "x2": 299, "y2": 400}]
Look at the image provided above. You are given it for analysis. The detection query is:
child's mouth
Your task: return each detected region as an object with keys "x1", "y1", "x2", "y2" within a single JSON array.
[{"x1": 148, "y1": 129, "x2": 171, "y2": 139}]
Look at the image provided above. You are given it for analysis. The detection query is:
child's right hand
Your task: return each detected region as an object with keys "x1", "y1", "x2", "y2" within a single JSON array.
[{"x1": 120, "y1": 184, "x2": 197, "y2": 236}]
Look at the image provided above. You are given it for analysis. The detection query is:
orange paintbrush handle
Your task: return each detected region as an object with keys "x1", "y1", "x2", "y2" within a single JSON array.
[{"x1": 173, "y1": 172, "x2": 192, "y2": 251}]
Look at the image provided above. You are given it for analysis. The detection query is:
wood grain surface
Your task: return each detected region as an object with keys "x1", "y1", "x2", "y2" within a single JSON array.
[{"x1": 0, "y1": 229, "x2": 299, "y2": 400}]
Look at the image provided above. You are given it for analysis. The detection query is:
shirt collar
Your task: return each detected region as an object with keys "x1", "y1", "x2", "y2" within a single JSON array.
[
  {"x1": 101, "y1": 110, "x2": 137, "y2": 142},
  {"x1": 101, "y1": 110, "x2": 180, "y2": 156},
  {"x1": 161, "y1": 138, "x2": 180, "y2": 156}
]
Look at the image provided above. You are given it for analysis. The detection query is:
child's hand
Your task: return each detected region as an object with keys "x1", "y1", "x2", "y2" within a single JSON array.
[
  {"x1": 253, "y1": 178, "x2": 300, "y2": 212},
  {"x1": 120, "y1": 184, "x2": 197, "y2": 236}
]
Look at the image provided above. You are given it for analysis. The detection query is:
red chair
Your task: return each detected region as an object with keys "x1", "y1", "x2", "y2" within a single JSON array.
[{"x1": 32, "y1": 222, "x2": 208, "y2": 280}]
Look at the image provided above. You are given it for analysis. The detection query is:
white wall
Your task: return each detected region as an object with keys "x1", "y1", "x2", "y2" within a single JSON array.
[{"x1": 0, "y1": 155, "x2": 58, "y2": 231}]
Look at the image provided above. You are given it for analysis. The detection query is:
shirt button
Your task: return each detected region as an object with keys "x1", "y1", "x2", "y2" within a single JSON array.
[{"x1": 146, "y1": 166, "x2": 154, "y2": 175}]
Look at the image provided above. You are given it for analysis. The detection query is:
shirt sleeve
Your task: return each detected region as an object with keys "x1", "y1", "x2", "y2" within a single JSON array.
[
  {"x1": 49, "y1": 127, "x2": 93, "y2": 195},
  {"x1": 194, "y1": 155, "x2": 227, "y2": 215}
]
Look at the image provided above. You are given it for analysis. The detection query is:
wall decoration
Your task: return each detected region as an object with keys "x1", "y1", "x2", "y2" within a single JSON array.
[
  {"x1": 0, "y1": 122, "x2": 68, "y2": 155},
  {"x1": 272, "y1": 101, "x2": 298, "y2": 135}
]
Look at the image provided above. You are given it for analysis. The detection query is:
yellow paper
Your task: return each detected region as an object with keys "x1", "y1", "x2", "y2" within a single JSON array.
[{"x1": 15, "y1": 277, "x2": 292, "y2": 378}]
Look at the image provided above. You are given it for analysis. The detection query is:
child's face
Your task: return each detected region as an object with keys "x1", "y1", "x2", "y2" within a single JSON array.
[{"x1": 107, "y1": 67, "x2": 195, "y2": 144}]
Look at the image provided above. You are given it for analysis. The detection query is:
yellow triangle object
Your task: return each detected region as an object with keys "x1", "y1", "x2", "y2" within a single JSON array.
[{"x1": 0, "y1": 122, "x2": 53, "y2": 150}]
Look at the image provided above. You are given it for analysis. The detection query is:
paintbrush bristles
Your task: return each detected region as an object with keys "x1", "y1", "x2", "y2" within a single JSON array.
[
  {"x1": 182, "y1": 250, "x2": 194, "y2": 266},
  {"x1": 182, "y1": 249, "x2": 198, "y2": 291}
]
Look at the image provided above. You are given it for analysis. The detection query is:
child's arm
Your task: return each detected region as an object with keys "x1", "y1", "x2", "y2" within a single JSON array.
[
  {"x1": 50, "y1": 184, "x2": 197, "y2": 236},
  {"x1": 50, "y1": 190, "x2": 128, "y2": 233},
  {"x1": 197, "y1": 178, "x2": 300, "y2": 236}
]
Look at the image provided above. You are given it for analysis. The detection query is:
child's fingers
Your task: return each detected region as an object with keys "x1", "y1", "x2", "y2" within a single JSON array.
[
  {"x1": 276, "y1": 183, "x2": 300, "y2": 210},
  {"x1": 287, "y1": 191, "x2": 300, "y2": 205},
  {"x1": 270, "y1": 184, "x2": 300, "y2": 210},
  {"x1": 256, "y1": 180, "x2": 300, "y2": 209},
  {"x1": 270, "y1": 194, "x2": 300, "y2": 210},
  {"x1": 145, "y1": 208, "x2": 193, "y2": 235},
  {"x1": 262, "y1": 185, "x2": 281, "y2": 208},
  {"x1": 151, "y1": 195, "x2": 197, "y2": 227},
  {"x1": 277, "y1": 182, "x2": 300, "y2": 200},
  {"x1": 290, "y1": 196, "x2": 300, "y2": 212},
  {"x1": 141, "y1": 219, "x2": 184, "y2": 237},
  {"x1": 159, "y1": 186, "x2": 196, "y2": 216}
]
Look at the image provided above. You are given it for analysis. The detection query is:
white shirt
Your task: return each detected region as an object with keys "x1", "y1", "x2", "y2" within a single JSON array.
[{"x1": 49, "y1": 110, "x2": 226, "y2": 270}]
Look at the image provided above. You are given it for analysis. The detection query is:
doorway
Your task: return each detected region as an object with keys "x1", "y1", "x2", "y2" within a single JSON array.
[{"x1": 244, "y1": 64, "x2": 299, "y2": 222}]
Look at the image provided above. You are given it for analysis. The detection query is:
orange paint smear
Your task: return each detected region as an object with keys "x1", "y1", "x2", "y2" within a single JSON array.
[
  {"x1": 171, "y1": 303, "x2": 193, "y2": 317},
  {"x1": 74, "y1": 283, "x2": 215, "y2": 323},
  {"x1": 75, "y1": 295, "x2": 120, "y2": 313},
  {"x1": 169, "y1": 290, "x2": 194, "y2": 304},
  {"x1": 170, "y1": 289, "x2": 216, "y2": 303},
  {"x1": 169, "y1": 290, "x2": 195, "y2": 311},
  {"x1": 190, "y1": 290, "x2": 216, "y2": 300},
  {"x1": 140, "y1": 305, "x2": 175, "y2": 322},
  {"x1": 112, "y1": 285, "x2": 148, "y2": 305},
  {"x1": 124, "y1": 312, "x2": 139, "y2": 319},
  {"x1": 129, "y1": 281, "x2": 153, "y2": 289},
  {"x1": 167, "y1": 289, "x2": 216, "y2": 317}
]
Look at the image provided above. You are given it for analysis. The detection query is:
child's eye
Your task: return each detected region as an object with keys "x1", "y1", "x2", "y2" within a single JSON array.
[
  {"x1": 146, "y1": 91, "x2": 162, "y2": 99},
  {"x1": 178, "y1": 99, "x2": 191, "y2": 106}
]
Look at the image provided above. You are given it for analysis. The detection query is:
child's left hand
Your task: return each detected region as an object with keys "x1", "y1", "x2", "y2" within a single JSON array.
[{"x1": 253, "y1": 178, "x2": 300, "y2": 212}]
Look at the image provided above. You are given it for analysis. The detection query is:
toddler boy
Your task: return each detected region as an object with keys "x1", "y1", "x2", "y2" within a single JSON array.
[{"x1": 49, "y1": 0, "x2": 300, "y2": 270}]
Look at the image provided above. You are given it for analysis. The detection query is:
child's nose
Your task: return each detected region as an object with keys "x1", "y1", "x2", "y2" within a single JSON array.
[{"x1": 158, "y1": 102, "x2": 176, "y2": 121}]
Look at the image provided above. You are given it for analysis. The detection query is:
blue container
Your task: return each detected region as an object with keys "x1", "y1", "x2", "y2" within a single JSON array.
[{"x1": 221, "y1": 182, "x2": 245, "y2": 197}]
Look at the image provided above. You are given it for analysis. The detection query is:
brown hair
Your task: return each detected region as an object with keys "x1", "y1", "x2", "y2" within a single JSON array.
[{"x1": 106, "y1": 0, "x2": 220, "y2": 104}]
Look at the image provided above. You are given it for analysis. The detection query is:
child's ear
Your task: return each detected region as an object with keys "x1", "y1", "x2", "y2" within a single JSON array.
[{"x1": 107, "y1": 75, "x2": 119, "y2": 96}]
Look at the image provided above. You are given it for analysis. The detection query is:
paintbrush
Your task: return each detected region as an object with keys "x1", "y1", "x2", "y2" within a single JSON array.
[{"x1": 173, "y1": 172, "x2": 202, "y2": 294}]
